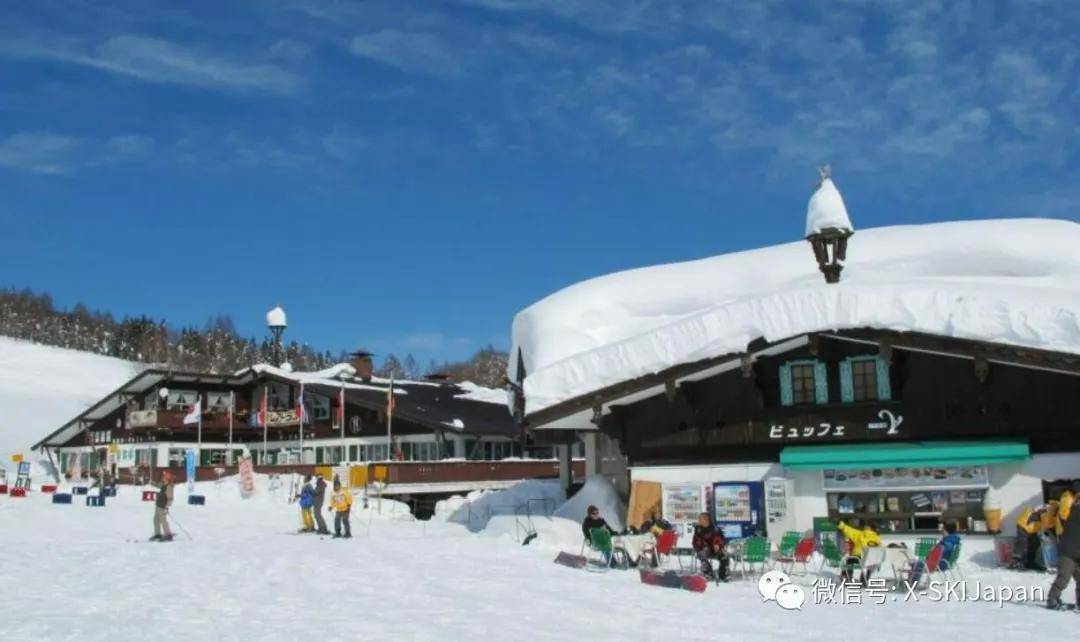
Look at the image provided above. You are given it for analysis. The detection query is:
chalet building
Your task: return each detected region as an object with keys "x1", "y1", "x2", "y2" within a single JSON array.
[
  {"x1": 33, "y1": 354, "x2": 583, "y2": 504},
  {"x1": 509, "y1": 176, "x2": 1080, "y2": 541}
]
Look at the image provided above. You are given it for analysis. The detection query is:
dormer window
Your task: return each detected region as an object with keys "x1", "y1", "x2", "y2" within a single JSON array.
[
  {"x1": 780, "y1": 360, "x2": 828, "y2": 406},
  {"x1": 840, "y1": 356, "x2": 892, "y2": 402}
]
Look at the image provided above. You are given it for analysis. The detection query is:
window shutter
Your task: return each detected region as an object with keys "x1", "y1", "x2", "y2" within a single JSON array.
[
  {"x1": 779, "y1": 363, "x2": 793, "y2": 406},
  {"x1": 839, "y1": 359, "x2": 854, "y2": 402},
  {"x1": 876, "y1": 357, "x2": 892, "y2": 400},
  {"x1": 814, "y1": 361, "x2": 829, "y2": 404}
]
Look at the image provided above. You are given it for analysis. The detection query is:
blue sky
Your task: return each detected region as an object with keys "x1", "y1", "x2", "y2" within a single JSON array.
[{"x1": 1, "y1": 1, "x2": 1077, "y2": 366}]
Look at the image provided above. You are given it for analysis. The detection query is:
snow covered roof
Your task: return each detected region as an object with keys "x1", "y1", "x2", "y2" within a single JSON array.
[
  {"x1": 805, "y1": 177, "x2": 853, "y2": 236},
  {"x1": 510, "y1": 218, "x2": 1080, "y2": 417}
]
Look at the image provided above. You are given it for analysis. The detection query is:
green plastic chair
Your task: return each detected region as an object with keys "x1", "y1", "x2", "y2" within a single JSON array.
[
  {"x1": 818, "y1": 538, "x2": 844, "y2": 575},
  {"x1": 914, "y1": 537, "x2": 936, "y2": 561},
  {"x1": 585, "y1": 527, "x2": 616, "y2": 571},
  {"x1": 776, "y1": 531, "x2": 802, "y2": 560},
  {"x1": 942, "y1": 541, "x2": 962, "y2": 579},
  {"x1": 741, "y1": 537, "x2": 770, "y2": 577}
]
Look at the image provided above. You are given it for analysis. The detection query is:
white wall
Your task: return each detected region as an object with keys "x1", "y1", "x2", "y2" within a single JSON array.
[{"x1": 990, "y1": 452, "x2": 1080, "y2": 530}]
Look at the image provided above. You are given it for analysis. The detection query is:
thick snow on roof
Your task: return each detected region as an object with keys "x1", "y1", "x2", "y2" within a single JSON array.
[
  {"x1": 511, "y1": 218, "x2": 1080, "y2": 413},
  {"x1": 805, "y1": 177, "x2": 853, "y2": 236},
  {"x1": 454, "y1": 381, "x2": 510, "y2": 405}
]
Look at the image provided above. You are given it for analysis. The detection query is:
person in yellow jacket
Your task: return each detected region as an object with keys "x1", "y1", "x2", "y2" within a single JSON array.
[
  {"x1": 1056, "y1": 490, "x2": 1074, "y2": 536},
  {"x1": 837, "y1": 520, "x2": 883, "y2": 583},
  {"x1": 329, "y1": 479, "x2": 353, "y2": 539}
]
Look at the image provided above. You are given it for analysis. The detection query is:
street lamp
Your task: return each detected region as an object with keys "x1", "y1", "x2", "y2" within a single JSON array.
[
  {"x1": 805, "y1": 165, "x2": 854, "y2": 284},
  {"x1": 266, "y1": 304, "x2": 287, "y2": 365}
]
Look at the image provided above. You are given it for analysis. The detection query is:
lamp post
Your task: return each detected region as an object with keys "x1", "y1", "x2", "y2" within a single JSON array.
[
  {"x1": 266, "y1": 304, "x2": 287, "y2": 365},
  {"x1": 805, "y1": 165, "x2": 854, "y2": 284}
]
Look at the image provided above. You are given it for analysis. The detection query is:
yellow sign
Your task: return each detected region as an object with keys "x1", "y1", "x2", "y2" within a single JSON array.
[
  {"x1": 373, "y1": 465, "x2": 388, "y2": 482},
  {"x1": 107, "y1": 443, "x2": 119, "y2": 454},
  {"x1": 11, "y1": 454, "x2": 23, "y2": 463}
]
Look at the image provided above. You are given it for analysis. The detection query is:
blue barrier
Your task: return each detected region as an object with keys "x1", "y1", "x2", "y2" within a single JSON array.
[
  {"x1": 86, "y1": 495, "x2": 106, "y2": 507},
  {"x1": 188, "y1": 494, "x2": 206, "y2": 506},
  {"x1": 52, "y1": 493, "x2": 73, "y2": 504}
]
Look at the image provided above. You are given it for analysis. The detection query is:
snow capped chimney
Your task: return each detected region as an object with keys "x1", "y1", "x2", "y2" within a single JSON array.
[
  {"x1": 350, "y1": 350, "x2": 374, "y2": 383},
  {"x1": 805, "y1": 165, "x2": 854, "y2": 237}
]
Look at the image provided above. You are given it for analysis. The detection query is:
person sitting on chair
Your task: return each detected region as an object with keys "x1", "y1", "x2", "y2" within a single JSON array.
[
  {"x1": 582, "y1": 505, "x2": 616, "y2": 564},
  {"x1": 692, "y1": 512, "x2": 730, "y2": 582},
  {"x1": 837, "y1": 519, "x2": 882, "y2": 584}
]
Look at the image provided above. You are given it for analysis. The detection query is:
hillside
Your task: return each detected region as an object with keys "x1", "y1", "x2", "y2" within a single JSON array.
[{"x1": 0, "y1": 336, "x2": 139, "y2": 472}]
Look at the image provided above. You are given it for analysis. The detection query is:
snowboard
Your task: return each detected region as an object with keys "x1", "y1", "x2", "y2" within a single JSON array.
[
  {"x1": 553, "y1": 551, "x2": 588, "y2": 569},
  {"x1": 639, "y1": 568, "x2": 708, "y2": 593}
]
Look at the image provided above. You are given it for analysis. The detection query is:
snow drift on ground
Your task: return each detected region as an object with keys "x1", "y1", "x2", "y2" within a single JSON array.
[
  {"x1": 553, "y1": 475, "x2": 625, "y2": 532},
  {"x1": 2, "y1": 479, "x2": 1071, "y2": 641},
  {"x1": 0, "y1": 337, "x2": 139, "y2": 473},
  {"x1": 510, "y1": 218, "x2": 1080, "y2": 412}
]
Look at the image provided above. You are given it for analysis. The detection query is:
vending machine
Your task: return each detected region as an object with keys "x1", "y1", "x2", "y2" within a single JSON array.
[
  {"x1": 711, "y1": 481, "x2": 765, "y2": 539},
  {"x1": 764, "y1": 477, "x2": 795, "y2": 543}
]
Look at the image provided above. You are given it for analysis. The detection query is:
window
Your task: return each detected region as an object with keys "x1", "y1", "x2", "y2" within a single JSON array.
[
  {"x1": 840, "y1": 356, "x2": 892, "y2": 403},
  {"x1": 252, "y1": 383, "x2": 290, "y2": 411},
  {"x1": 309, "y1": 394, "x2": 331, "y2": 421},
  {"x1": 207, "y1": 391, "x2": 233, "y2": 410},
  {"x1": 779, "y1": 360, "x2": 828, "y2": 406},
  {"x1": 167, "y1": 390, "x2": 198, "y2": 412}
]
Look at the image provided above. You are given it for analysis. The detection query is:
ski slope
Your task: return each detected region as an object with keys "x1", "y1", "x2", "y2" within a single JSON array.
[
  {"x1": 0, "y1": 336, "x2": 139, "y2": 471},
  {"x1": 0, "y1": 477, "x2": 1069, "y2": 641}
]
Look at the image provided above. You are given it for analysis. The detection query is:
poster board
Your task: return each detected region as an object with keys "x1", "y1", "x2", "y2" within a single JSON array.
[
  {"x1": 238, "y1": 456, "x2": 255, "y2": 498},
  {"x1": 627, "y1": 480, "x2": 662, "y2": 530},
  {"x1": 822, "y1": 465, "x2": 989, "y2": 491}
]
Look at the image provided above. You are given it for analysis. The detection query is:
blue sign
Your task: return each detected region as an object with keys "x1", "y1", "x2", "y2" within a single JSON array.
[{"x1": 18, "y1": 461, "x2": 31, "y2": 476}]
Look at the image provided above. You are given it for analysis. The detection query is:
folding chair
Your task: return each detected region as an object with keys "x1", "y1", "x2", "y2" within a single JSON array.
[
  {"x1": 858, "y1": 546, "x2": 886, "y2": 583},
  {"x1": 640, "y1": 530, "x2": 679, "y2": 569},
  {"x1": 740, "y1": 537, "x2": 770, "y2": 578},
  {"x1": 817, "y1": 538, "x2": 845, "y2": 576},
  {"x1": 773, "y1": 532, "x2": 802, "y2": 568},
  {"x1": 777, "y1": 536, "x2": 817, "y2": 576},
  {"x1": 941, "y1": 541, "x2": 962, "y2": 580},
  {"x1": 913, "y1": 537, "x2": 936, "y2": 563},
  {"x1": 900, "y1": 543, "x2": 943, "y2": 589},
  {"x1": 582, "y1": 528, "x2": 627, "y2": 571}
]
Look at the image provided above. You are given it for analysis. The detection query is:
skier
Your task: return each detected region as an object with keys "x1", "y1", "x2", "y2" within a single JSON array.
[
  {"x1": 149, "y1": 471, "x2": 175, "y2": 542},
  {"x1": 1047, "y1": 487, "x2": 1079, "y2": 610},
  {"x1": 691, "y1": 512, "x2": 730, "y2": 582},
  {"x1": 329, "y1": 480, "x2": 353, "y2": 538},
  {"x1": 297, "y1": 475, "x2": 315, "y2": 532},
  {"x1": 312, "y1": 475, "x2": 330, "y2": 535}
]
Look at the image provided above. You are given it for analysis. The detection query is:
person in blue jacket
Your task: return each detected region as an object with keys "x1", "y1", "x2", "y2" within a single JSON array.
[
  {"x1": 297, "y1": 475, "x2": 316, "y2": 532},
  {"x1": 937, "y1": 521, "x2": 962, "y2": 571}
]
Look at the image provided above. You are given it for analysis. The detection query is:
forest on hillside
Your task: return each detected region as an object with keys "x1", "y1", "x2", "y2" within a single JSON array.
[{"x1": 0, "y1": 287, "x2": 508, "y2": 387}]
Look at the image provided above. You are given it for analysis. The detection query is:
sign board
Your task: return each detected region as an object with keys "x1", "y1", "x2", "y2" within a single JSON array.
[
  {"x1": 12, "y1": 454, "x2": 23, "y2": 463},
  {"x1": 107, "y1": 443, "x2": 119, "y2": 455},
  {"x1": 238, "y1": 456, "x2": 255, "y2": 498},
  {"x1": 185, "y1": 449, "x2": 197, "y2": 492},
  {"x1": 822, "y1": 465, "x2": 989, "y2": 491}
]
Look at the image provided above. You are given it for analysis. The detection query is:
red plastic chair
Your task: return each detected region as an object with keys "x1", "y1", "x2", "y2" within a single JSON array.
[
  {"x1": 777, "y1": 537, "x2": 817, "y2": 575},
  {"x1": 902, "y1": 543, "x2": 943, "y2": 589},
  {"x1": 642, "y1": 530, "x2": 679, "y2": 569}
]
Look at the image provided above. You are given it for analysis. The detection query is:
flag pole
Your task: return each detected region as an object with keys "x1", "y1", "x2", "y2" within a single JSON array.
[
  {"x1": 339, "y1": 383, "x2": 345, "y2": 463},
  {"x1": 197, "y1": 394, "x2": 202, "y2": 467},
  {"x1": 228, "y1": 391, "x2": 234, "y2": 465},
  {"x1": 298, "y1": 382, "x2": 304, "y2": 465},
  {"x1": 262, "y1": 386, "x2": 268, "y2": 464},
  {"x1": 386, "y1": 375, "x2": 393, "y2": 462}
]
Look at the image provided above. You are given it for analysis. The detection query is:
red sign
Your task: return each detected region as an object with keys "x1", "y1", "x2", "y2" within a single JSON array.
[{"x1": 238, "y1": 456, "x2": 255, "y2": 497}]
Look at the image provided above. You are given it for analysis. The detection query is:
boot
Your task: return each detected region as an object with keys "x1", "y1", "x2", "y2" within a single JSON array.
[
  {"x1": 149, "y1": 535, "x2": 161, "y2": 541},
  {"x1": 1047, "y1": 597, "x2": 1064, "y2": 610}
]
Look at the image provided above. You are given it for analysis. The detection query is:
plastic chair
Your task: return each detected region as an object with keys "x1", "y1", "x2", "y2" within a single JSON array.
[
  {"x1": 942, "y1": 541, "x2": 962, "y2": 580},
  {"x1": 582, "y1": 528, "x2": 615, "y2": 571},
  {"x1": 775, "y1": 531, "x2": 802, "y2": 564},
  {"x1": 914, "y1": 537, "x2": 936, "y2": 562},
  {"x1": 901, "y1": 543, "x2": 943, "y2": 588},
  {"x1": 650, "y1": 530, "x2": 679, "y2": 568},
  {"x1": 858, "y1": 546, "x2": 886, "y2": 582},
  {"x1": 777, "y1": 537, "x2": 817, "y2": 576},
  {"x1": 817, "y1": 538, "x2": 844, "y2": 576},
  {"x1": 740, "y1": 537, "x2": 770, "y2": 578}
]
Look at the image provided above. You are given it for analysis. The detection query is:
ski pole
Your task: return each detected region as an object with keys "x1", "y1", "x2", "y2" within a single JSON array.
[{"x1": 167, "y1": 511, "x2": 193, "y2": 540}]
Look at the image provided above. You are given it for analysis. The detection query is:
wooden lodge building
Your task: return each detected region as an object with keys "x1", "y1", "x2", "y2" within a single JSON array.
[
  {"x1": 33, "y1": 355, "x2": 583, "y2": 503},
  {"x1": 509, "y1": 181, "x2": 1080, "y2": 541}
]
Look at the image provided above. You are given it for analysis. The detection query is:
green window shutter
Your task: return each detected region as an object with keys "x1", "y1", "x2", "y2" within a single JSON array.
[
  {"x1": 839, "y1": 359, "x2": 854, "y2": 402},
  {"x1": 814, "y1": 361, "x2": 829, "y2": 404},
  {"x1": 779, "y1": 363, "x2": 793, "y2": 406},
  {"x1": 876, "y1": 357, "x2": 892, "y2": 400}
]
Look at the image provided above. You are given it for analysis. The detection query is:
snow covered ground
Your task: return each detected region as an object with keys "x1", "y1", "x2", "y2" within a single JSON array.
[
  {"x1": 2, "y1": 478, "x2": 1073, "y2": 641},
  {"x1": 0, "y1": 337, "x2": 139, "y2": 472}
]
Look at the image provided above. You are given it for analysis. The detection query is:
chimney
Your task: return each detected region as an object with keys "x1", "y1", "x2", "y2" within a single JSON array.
[{"x1": 350, "y1": 350, "x2": 375, "y2": 382}]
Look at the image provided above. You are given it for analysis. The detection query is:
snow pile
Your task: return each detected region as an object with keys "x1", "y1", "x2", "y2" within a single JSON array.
[
  {"x1": 805, "y1": 177, "x2": 853, "y2": 235},
  {"x1": 553, "y1": 475, "x2": 625, "y2": 532},
  {"x1": 511, "y1": 218, "x2": 1080, "y2": 412},
  {"x1": 454, "y1": 381, "x2": 509, "y2": 405},
  {"x1": 442, "y1": 479, "x2": 564, "y2": 532},
  {"x1": 0, "y1": 337, "x2": 139, "y2": 473}
]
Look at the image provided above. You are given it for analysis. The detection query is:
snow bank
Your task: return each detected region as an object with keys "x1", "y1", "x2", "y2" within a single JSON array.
[
  {"x1": 553, "y1": 475, "x2": 625, "y2": 532},
  {"x1": 443, "y1": 479, "x2": 564, "y2": 532},
  {"x1": 454, "y1": 381, "x2": 509, "y2": 405},
  {"x1": 0, "y1": 337, "x2": 139, "y2": 473},
  {"x1": 511, "y1": 218, "x2": 1080, "y2": 412}
]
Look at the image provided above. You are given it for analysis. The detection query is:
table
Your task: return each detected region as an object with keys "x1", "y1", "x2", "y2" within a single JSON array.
[
  {"x1": 879, "y1": 547, "x2": 914, "y2": 585},
  {"x1": 615, "y1": 533, "x2": 656, "y2": 564}
]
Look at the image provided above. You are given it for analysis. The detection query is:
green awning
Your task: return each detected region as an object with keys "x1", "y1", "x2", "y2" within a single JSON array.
[{"x1": 780, "y1": 440, "x2": 1029, "y2": 470}]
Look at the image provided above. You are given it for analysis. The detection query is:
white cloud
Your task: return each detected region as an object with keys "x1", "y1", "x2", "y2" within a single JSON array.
[
  {"x1": 1, "y1": 34, "x2": 302, "y2": 94},
  {"x1": 349, "y1": 30, "x2": 462, "y2": 77},
  {"x1": 0, "y1": 132, "x2": 153, "y2": 175}
]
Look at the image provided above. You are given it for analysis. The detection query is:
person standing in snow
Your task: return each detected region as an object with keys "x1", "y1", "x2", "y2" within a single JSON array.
[
  {"x1": 297, "y1": 475, "x2": 316, "y2": 532},
  {"x1": 312, "y1": 475, "x2": 330, "y2": 534},
  {"x1": 1047, "y1": 486, "x2": 1080, "y2": 610},
  {"x1": 330, "y1": 480, "x2": 353, "y2": 538},
  {"x1": 150, "y1": 471, "x2": 175, "y2": 542}
]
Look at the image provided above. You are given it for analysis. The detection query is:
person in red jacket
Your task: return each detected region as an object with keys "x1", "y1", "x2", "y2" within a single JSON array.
[{"x1": 692, "y1": 512, "x2": 730, "y2": 582}]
